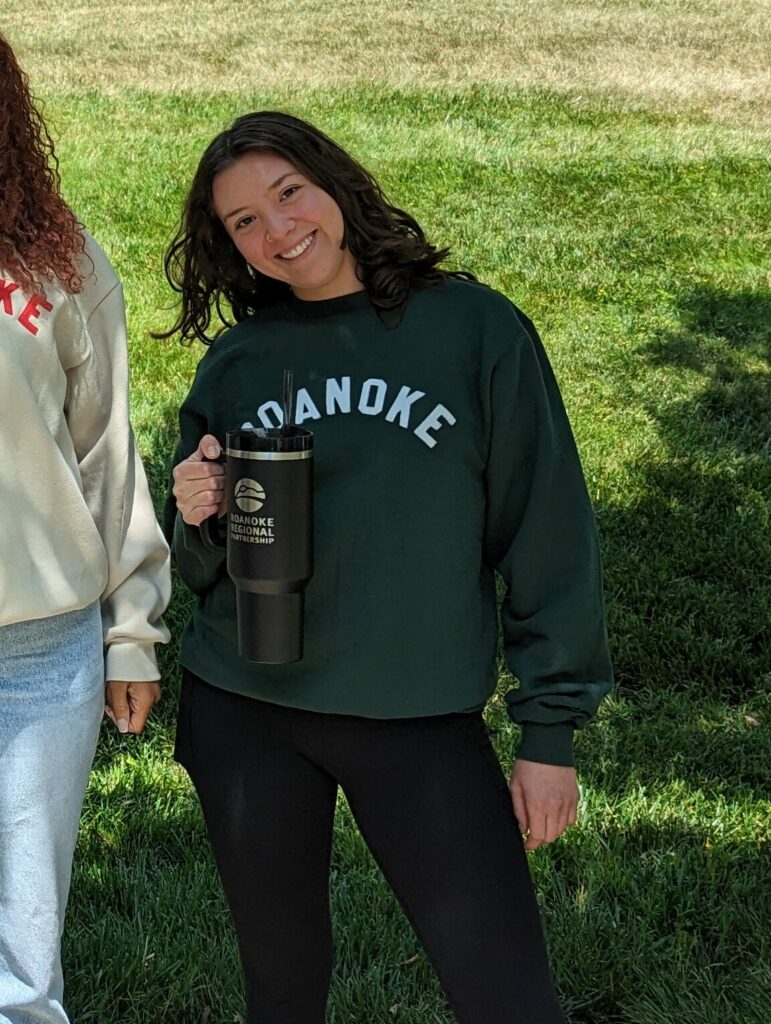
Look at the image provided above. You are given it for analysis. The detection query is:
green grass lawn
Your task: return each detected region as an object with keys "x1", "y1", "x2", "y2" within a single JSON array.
[{"x1": 5, "y1": 3, "x2": 770, "y2": 1022}]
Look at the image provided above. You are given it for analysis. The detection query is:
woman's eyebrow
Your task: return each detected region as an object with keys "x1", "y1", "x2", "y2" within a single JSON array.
[
  {"x1": 223, "y1": 173, "x2": 298, "y2": 221},
  {"x1": 268, "y1": 172, "x2": 296, "y2": 192},
  {"x1": 224, "y1": 206, "x2": 249, "y2": 222}
]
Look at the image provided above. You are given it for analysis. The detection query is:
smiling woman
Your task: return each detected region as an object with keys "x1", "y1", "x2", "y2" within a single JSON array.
[
  {"x1": 155, "y1": 111, "x2": 463, "y2": 345},
  {"x1": 162, "y1": 109, "x2": 613, "y2": 1024},
  {"x1": 212, "y1": 151, "x2": 360, "y2": 301}
]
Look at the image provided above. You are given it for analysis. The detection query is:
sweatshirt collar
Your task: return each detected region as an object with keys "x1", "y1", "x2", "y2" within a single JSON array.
[{"x1": 285, "y1": 288, "x2": 371, "y2": 320}]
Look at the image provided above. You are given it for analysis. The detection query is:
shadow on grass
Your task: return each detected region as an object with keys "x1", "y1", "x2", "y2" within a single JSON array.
[
  {"x1": 596, "y1": 284, "x2": 770, "y2": 701},
  {"x1": 542, "y1": 818, "x2": 770, "y2": 1024}
]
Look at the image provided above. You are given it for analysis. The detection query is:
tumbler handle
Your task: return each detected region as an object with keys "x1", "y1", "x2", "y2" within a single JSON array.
[{"x1": 197, "y1": 439, "x2": 228, "y2": 549}]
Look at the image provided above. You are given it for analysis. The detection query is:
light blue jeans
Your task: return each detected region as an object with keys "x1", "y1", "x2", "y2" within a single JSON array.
[{"x1": 0, "y1": 603, "x2": 103, "y2": 1024}]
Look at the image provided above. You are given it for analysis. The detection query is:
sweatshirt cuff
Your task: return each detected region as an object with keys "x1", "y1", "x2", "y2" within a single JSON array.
[
  {"x1": 105, "y1": 641, "x2": 161, "y2": 682},
  {"x1": 516, "y1": 722, "x2": 576, "y2": 767}
]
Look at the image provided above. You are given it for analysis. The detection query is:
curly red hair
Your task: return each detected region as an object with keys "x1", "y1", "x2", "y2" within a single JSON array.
[{"x1": 0, "y1": 33, "x2": 85, "y2": 295}]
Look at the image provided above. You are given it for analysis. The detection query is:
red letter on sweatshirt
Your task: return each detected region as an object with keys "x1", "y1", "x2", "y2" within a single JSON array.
[
  {"x1": 19, "y1": 294, "x2": 54, "y2": 336},
  {"x1": 0, "y1": 279, "x2": 19, "y2": 316}
]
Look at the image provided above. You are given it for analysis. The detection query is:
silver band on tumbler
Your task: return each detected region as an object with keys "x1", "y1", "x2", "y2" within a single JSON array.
[{"x1": 226, "y1": 448, "x2": 312, "y2": 461}]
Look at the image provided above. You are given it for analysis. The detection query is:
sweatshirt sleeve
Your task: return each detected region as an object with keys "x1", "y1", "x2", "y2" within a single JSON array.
[
  {"x1": 65, "y1": 281, "x2": 171, "y2": 681},
  {"x1": 165, "y1": 374, "x2": 227, "y2": 596},
  {"x1": 484, "y1": 308, "x2": 613, "y2": 767}
]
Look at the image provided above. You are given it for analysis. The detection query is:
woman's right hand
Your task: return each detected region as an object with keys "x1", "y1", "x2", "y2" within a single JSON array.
[{"x1": 172, "y1": 434, "x2": 226, "y2": 526}]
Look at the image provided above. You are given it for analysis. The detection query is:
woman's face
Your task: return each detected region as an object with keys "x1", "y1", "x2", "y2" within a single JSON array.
[{"x1": 212, "y1": 151, "x2": 362, "y2": 301}]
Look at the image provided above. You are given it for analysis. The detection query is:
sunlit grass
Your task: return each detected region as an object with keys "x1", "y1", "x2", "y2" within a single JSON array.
[{"x1": 5, "y1": 0, "x2": 770, "y2": 125}]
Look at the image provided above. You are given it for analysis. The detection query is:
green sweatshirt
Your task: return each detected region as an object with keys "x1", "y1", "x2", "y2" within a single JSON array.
[{"x1": 167, "y1": 278, "x2": 613, "y2": 766}]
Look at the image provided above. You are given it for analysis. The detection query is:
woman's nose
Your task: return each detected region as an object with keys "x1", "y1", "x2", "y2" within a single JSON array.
[{"x1": 265, "y1": 213, "x2": 295, "y2": 244}]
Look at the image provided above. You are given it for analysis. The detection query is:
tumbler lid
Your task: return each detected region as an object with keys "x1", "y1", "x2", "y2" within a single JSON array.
[
  {"x1": 236, "y1": 590, "x2": 304, "y2": 664},
  {"x1": 227, "y1": 426, "x2": 313, "y2": 455}
]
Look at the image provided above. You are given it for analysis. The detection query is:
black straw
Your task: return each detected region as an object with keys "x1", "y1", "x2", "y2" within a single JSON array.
[{"x1": 282, "y1": 369, "x2": 295, "y2": 432}]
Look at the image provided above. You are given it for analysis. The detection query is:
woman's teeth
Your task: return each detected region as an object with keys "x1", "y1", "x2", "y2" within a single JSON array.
[{"x1": 278, "y1": 233, "x2": 314, "y2": 260}]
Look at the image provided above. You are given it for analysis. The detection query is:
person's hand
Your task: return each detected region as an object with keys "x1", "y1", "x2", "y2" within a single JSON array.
[
  {"x1": 509, "y1": 759, "x2": 579, "y2": 851},
  {"x1": 105, "y1": 680, "x2": 161, "y2": 735},
  {"x1": 172, "y1": 434, "x2": 226, "y2": 526}
]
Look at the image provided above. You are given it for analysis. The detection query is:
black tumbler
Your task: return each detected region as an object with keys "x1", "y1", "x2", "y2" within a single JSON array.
[{"x1": 225, "y1": 426, "x2": 313, "y2": 663}]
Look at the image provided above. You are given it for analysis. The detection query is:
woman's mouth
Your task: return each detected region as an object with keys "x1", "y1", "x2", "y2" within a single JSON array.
[{"x1": 277, "y1": 231, "x2": 316, "y2": 261}]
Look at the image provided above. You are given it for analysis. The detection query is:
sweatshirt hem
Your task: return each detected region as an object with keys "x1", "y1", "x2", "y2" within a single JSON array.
[
  {"x1": 0, "y1": 591, "x2": 105, "y2": 630},
  {"x1": 179, "y1": 646, "x2": 492, "y2": 722}
]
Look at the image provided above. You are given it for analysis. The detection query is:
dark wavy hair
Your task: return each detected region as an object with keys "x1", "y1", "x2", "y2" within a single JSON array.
[
  {"x1": 157, "y1": 111, "x2": 474, "y2": 345},
  {"x1": 0, "y1": 33, "x2": 86, "y2": 295}
]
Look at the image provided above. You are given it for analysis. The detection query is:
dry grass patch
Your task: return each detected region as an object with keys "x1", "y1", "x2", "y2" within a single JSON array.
[{"x1": 6, "y1": 0, "x2": 770, "y2": 125}]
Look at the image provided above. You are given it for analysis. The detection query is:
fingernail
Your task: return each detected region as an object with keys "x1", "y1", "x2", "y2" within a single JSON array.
[
  {"x1": 117, "y1": 718, "x2": 129, "y2": 734},
  {"x1": 205, "y1": 444, "x2": 220, "y2": 458}
]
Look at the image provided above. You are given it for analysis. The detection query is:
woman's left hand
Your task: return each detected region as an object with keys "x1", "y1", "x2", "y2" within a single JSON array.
[
  {"x1": 105, "y1": 680, "x2": 161, "y2": 735},
  {"x1": 509, "y1": 759, "x2": 579, "y2": 851}
]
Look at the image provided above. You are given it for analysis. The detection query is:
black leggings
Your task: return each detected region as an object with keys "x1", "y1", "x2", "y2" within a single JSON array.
[{"x1": 176, "y1": 670, "x2": 566, "y2": 1024}]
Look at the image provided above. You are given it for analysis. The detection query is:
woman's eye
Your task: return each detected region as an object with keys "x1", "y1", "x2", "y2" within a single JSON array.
[
  {"x1": 235, "y1": 215, "x2": 256, "y2": 230},
  {"x1": 281, "y1": 185, "x2": 300, "y2": 201}
]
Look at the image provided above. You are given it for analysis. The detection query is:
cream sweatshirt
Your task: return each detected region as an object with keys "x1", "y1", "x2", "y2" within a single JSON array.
[{"x1": 0, "y1": 232, "x2": 170, "y2": 681}]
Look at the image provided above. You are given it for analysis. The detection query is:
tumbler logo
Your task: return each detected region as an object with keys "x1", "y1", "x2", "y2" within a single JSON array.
[{"x1": 234, "y1": 479, "x2": 266, "y2": 513}]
